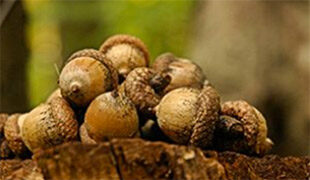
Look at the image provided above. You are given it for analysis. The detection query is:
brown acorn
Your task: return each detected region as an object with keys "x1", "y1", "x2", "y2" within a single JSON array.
[
  {"x1": 152, "y1": 53, "x2": 205, "y2": 94},
  {"x1": 84, "y1": 91, "x2": 139, "y2": 142},
  {"x1": 4, "y1": 113, "x2": 30, "y2": 156},
  {"x1": 58, "y1": 49, "x2": 118, "y2": 107},
  {"x1": 120, "y1": 67, "x2": 171, "y2": 116},
  {"x1": 21, "y1": 97, "x2": 78, "y2": 152},
  {"x1": 217, "y1": 100, "x2": 273, "y2": 155},
  {"x1": 99, "y1": 34, "x2": 149, "y2": 79},
  {"x1": 156, "y1": 81, "x2": 220, "y2": 149},
  {"x1": 79, "y1": 123, "x2": 96, "y2": 144}
]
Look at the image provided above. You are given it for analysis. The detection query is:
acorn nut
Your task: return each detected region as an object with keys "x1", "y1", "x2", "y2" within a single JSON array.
[
  {"x1": 152, "y1": 53, "x2": 205, "y2": 94},
  {"x1": 79, "y1": 123, "x2": 96, "y2": 145},
  {"x1": 84, "y1": 91, "x2": 139, "y2": 142},
  {"x1": 217, "y1": 100, "x2": 273, "y2": 155},
  {"x1": 99, "y1": 34, "x2": 149, "y2": 79},
  {"x1": 21, "y1": 97, "x2": 78, "y2": 152},
  {"x1": 58, "y1": 49, "x2": 118, "y2": 107},
  {"x1": 156, "y1": 82, "x2": 220, "y2": 149}
]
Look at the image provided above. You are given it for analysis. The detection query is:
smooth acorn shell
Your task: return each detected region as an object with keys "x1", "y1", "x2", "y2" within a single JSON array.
[
  {"x1": 84, "y1": 92, "x2": 139, "y2": 142},
  {"x1": 59, "y1": 57, "x2": 111, "y2": 107},
  {"x1": 156, "y1": 84, "x2": 220, "y2": 148},
  {"x1": 156, "y1": 88, "x2": 200, "y2": 144},
  {"x1": 4, "y1": 113, "x2": 29, "y2": 156},
  {"x1": 153, "y1": 53, "x2": 205, "y2": 93},
  {"x1": 99, "y1": 34, "x2": 149, "y2": 78},
  {"x1": 151, "y1": 53, "x2": 175, "y2": 72},
  {"x1": 79, "y1": 123, "x2": 96, "y2": 144},
  {"x1": 21, "y1": 97, "x2": 78, "y2": 152}
]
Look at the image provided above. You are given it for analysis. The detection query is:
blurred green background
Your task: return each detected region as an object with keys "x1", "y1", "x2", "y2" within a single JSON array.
[
  {"x1": 1, "y1": 0, "x2": 309, "y2": 156},
  {"x1": 25, "y1": 0, "x2": 195, "y2": 106}
]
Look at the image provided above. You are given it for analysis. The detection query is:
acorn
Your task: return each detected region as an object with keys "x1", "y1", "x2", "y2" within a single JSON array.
[
  {"x1": 120, "y1": 67, "x2": 171, "y2": 116},
  {"x1": 216, "y1": 100, "x2": 273, "y2": 155},
  {"x1": 99, "y1": 34, "x2": 149, "y2": 79},
  {"x1": 156, "y1": 81, "x2": 220, "y2": 149},
  {"x1": 84, "y1": 91, "x2": 139, "y2": 142},
  {"x1": 21, "y1": 97, "x2": 78, "y2": 152},
  {"x1": 58, "y1": 49, "x2": 118, "y2": 107},
  {"x1": 79, "y1": 123, "x2": 96, "y2": 144},
  {"x1": 4, "y1": 113, "x2": 30, "y2": 156},
  {"x1": 152, "y1": 53, "x2": 205, "y2": 94}
]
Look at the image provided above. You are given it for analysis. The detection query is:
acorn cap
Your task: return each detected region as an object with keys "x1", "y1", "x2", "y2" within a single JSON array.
[
  {"x1": 22, "y1": 97, "x2": 78, "y2": 152},
  {"x1": 221, "y1": 100, "x2": 258, "y2": 148},
  {"x1": 220, "y1": 100, "x2": 272, "y2": 155},
  {"x1": 99, "y1": 34, "x2": 149, "y2": 66},
  {"x1": 4, "y1": 113, "x2": 29, "y2": 156},
  {"x1": 189, "y1": 84, "x2": 221, "y2": 148},
  {"x1": 122, "y1": 67, "x2": 161, "y2": 115}
]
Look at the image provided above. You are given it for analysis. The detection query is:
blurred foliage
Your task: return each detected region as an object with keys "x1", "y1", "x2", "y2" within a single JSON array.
[{"x1": 24, "y1": 0, "x2": 195, "y2": 107}]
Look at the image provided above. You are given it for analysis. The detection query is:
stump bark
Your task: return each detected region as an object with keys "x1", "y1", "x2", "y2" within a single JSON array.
[{"x1": 1, "y1": 139, "x2": 309, "y2": 180}]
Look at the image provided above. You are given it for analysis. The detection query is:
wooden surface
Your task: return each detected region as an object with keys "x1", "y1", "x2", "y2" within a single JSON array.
[{"x1": 1, "y1": 139, "x2": 309, "y2": 180}]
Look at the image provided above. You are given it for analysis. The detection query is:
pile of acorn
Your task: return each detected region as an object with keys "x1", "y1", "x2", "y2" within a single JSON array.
[{"x1": 0, "y1": 34, "x2": 273, "y2": 160}]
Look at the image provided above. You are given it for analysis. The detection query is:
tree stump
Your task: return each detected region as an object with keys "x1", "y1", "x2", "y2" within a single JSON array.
[{"x1": 1, "y1": 139, "x2": 309, "y2": 180}]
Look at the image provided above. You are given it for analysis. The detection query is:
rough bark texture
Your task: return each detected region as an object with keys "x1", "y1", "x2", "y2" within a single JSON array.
[
  {"x1": 0, "y1": 159, "x2": 43, "y2": 180},
  {"x1": 1, "y1": 139, "x2": 309, "y2": 180}
]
